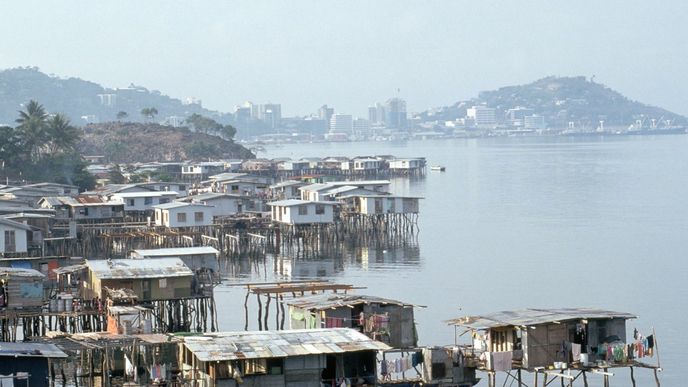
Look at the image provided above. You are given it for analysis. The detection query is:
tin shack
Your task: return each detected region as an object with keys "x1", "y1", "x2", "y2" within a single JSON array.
[
  {"x1": 447, "y1": 308, "x2": 638, "y2": 371},
  {"x1": 0, "y1": 267, "x2": 45, "y2": 309},
  {"x1": 129, "y1": 246, "x2": 219, "y2": 272},
  {"x1": 84, "y1": 258, "x2": 194, "y2": 301},
  {"x1": 0, "y1": 342, "x2": 67, "y2": 387},
  {"x1": 285, "y1": 294, "x2": 419, "y2": 348},
  {"x1": 180, "y1": 328, "x2": 390, "y2": 387}
]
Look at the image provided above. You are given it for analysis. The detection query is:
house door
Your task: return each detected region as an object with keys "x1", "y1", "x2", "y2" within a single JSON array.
[
  {"x1": 142, "y1": 280, "x2": 152, "y2": 300},
  {"x1": 4, "y1": 230, "x2": 15, "y2": 253}
]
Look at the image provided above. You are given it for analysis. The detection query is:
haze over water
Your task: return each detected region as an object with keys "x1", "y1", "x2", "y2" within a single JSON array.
[{"x1": 215, "y1": 135, "x2": 687, "y2": 385}]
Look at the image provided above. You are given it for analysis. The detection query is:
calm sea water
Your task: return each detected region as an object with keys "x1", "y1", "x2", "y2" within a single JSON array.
[{"x1": 216, "y1": 135, "x2": 688, "y2": 386}]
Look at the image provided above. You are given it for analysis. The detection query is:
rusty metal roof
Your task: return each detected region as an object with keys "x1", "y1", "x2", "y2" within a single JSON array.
[
  {"x1": 446, "y1": 308, "x2": 637, "y2": 330},
  {"x1": 284, "y1": 294, "x2": 420, "y2": 311},
  {"x1": 87, "y1": 258, "x2": 193, "y2": 279},
  {"x1": 183, "y1": 328, "x2": 391, "y2": 362}
]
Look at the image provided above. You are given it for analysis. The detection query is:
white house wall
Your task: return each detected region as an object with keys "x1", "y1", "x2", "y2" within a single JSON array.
[
  {"x1": 0, "y1": 224, "x2": 28, "y2": 253},
  {"x1": 272, "y1": 204, "x2": 334, "y2": 224},
  {"x1": 202, "y1": 198, "x2": 240, "y2": 217},
  {"x1": 113, "y1": 195, "x2": 176, "y2": 212}
]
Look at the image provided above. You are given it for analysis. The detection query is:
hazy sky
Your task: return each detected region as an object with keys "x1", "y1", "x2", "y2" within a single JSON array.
[{"x1": 1, "y1": 1, "x2": 687, "y2": 117}]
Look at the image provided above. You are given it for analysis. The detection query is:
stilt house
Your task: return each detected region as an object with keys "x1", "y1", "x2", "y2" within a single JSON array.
[
  {"x1": 285, "y1": 294, "x2": 420, "y2": 348},
  {"x1": 179, "y1": 328, "x2": 390, "y2": 387}
]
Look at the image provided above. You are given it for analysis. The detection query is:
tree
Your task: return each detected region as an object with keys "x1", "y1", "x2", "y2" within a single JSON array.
[
  {"x1": 140, "y1": 107, "x2": 158, "y2": 121},
  {"x1": 15, "y1": 100, "x2": 48, "y2": 162},
  {"x1": 46, "y1": 113, "x2": 81, "y2": 154},
  {"x1": 0, "y1": 126, "x2": 21, "y2": 170},
  {"x1": 107, "y1": 164, "x2": 126, "y2": 184},
  {"x1": 221, "y1": 124, "x2": 237, "y2": 140},
  {"x1": 185, "y1": 113, "x2": 236, "y2": 140},
  {"x1": 116, "y1": 111, "x2": 128, "y2": 121}
]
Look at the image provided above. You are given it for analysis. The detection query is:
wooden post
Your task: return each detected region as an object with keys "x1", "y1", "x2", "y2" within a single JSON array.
[
  {"x1": 582, "y1": 371, "x2": 588, "y2": 387},
  {"x1": 244, "y1": 289, "x2": 250, "y2": 331},
  {"x1": 534, "y1": 370, "x2": 538, "y2": 387},
  {"x1": 630, "y1": 366, "x2": 636, "y2": 387},
  {"x1": 654, "y1": 369, "x2": 661, "y2": 387},
  {"x1": 256, "y1": 293, "x2": 263, "y2": 331},
  {"x1": 543, "y1": 373, "x2": 548, "y2": 387},
  {"x1": 604, "y1": 368, "x2": 609, "y2": 387}
]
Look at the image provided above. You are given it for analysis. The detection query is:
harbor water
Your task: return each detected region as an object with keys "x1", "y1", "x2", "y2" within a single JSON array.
[{"x1": 216, "y1": 135, "x2": 688, "y2": 386}]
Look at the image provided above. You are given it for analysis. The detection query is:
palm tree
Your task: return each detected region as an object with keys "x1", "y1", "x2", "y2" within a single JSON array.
[
  {"x1": 15, "y1": 100, "x2": 48, "y2": 161},
  {"x1": 46, "y1": 113, "x2": 81, "y2": 154},
  {"x1": 116, "y1": 111, "x2": 128, "y2": 121},
  {"x1": 140, "y1": 107, "x2": 158, "y2": 121}
]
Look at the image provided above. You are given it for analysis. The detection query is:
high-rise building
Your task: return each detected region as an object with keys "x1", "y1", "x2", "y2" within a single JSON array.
[
  {"x1": 376, "y1": 103, "x2": 386, "y2": 125},
  {"x1": 506, "y1": 107, "x2": 534, "y2": 127},
  {"x1": 368, "y1": 106, "x2": 377, "y2": 123},
  {"x1": 319, "y1": 105, "x2": 335, "y2": 123},
  {"x1": 353, "y1": 118, "x2": 370, "y2": 135},
  {"x1": 329, "y1": 114, "x2": 353, "y2": 133},
  {"x1": 250, "y1": 103, "x2": 282, "y2": 129},
  {"x1": 466, "y1": 106, "x2": 496, "y2": 126},
  {"x1": 385, "y1": 98, "x2": 407, "y2": 129}
]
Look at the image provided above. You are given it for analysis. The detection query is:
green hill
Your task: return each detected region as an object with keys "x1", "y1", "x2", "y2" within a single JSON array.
[
  {"x1": 0, "y1": 67, "x2": 227, "y2": 125},
  {"x1": 419, "y1": 76, "x2": 686, "y2": 127},
  {"x1": 79, "y1": 122, "x2": 254, "y2": 163}
]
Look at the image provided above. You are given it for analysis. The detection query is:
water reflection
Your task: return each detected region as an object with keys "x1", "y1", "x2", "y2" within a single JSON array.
[{"x1": 219, "y1": 239, "x2": 421, "y2": 281}]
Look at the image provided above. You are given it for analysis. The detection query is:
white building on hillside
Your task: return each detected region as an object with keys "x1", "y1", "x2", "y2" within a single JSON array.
[{"x1": 466, "y1": 106, "x2": 496, "y2": 126}]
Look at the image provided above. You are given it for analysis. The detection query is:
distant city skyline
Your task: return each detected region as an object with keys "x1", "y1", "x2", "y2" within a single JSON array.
[{"x1": 1, "y1": 1, "x2": 687, "y2": 117}]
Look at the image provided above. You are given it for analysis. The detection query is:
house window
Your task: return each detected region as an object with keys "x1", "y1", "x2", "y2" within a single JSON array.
[
  {"x1": 4, "y1": 230, "x2": 16, "y2": 253},
  {"x1": 177, "y1": 212, "x2": 187, "y2": 223},
  {"x1": 241, "y1": 358, "x2": 282, "y2": 375},
  {"x1": 231, "y1": 185, "x2": 239, "y2": 192},
  {"x1": 298, "y1": 206, "x2": 308, "y2": 215},
  {"x1": 315, "y1": 204, "x2": 325, "y2": 215},
  {"x1": 128, "y1": 199, "x2": 135, "y2": 206},
  {"x1": 159, "y1": 198, "x2": 170, "y2": 204},
  {"x1": 194, "y1": 212, "x2": 204, "y2": 222},
  {"x1": 179, "y1": 185, "x2": 186, "y2": 191},
  {"x1": 144, "y1": 197, "x2": 153, "y2": 205},
  {"x1": 159, "y1": 278, "x2": 167, "y2": 288},
  {"x1": 374, "y1": 199, "x2": 383, "y2": 213},
  {"x1": 388, "y1": 198, "x2": 396, "y2": 212}
]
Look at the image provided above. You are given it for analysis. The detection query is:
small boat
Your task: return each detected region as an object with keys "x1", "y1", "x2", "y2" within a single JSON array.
[{"x1": 430, "y1": 165, "x2": 446, "y2": 172}]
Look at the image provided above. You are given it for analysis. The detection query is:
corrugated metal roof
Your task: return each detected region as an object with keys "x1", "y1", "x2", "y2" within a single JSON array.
[
  {"x1": 267, "y1": 199, "x2": 339, "y2": 207},
  {"x1": 446, "y1": 308, "x2": 637, "y2": 330},
  {"x1": 53, "y1": 264, "x2": 88, "y2": 275},
  {"x1": 284, "y1": 294, "x2": 418, "y2": 311},
  {"x1": 111, "y1": 191, "x2": 179, "y2": 198},
  {"x1": 132, "y1": 246, "x2": 219, "y2": 257},
  {"x1": 183, "y1": 328, "x2": 390, "y2": 362},
  {"x1": 189, "y1": 192, "x2": 242, "y2": 201},
  {"x1": 87, "y1": 258, "x2": 193, "y2": 279},
  {"x1": 269, "y1": 181, "x2": 307, "y2": 189},
  {"x1": 0, "y1": 267, "x2": 45, "y2": 278},
  {"x1": 152, "y1": 202, "x2": 213, "y2": 210},
  {"x1": 0, "y1": 217, "x2": 33, "y2": 231},
  {"x1": 41, "y1": 196, "x2": 120, "y2": 207},
  {"x1": 0, "y1": 342, "x2": 67, "y2": 358}
]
